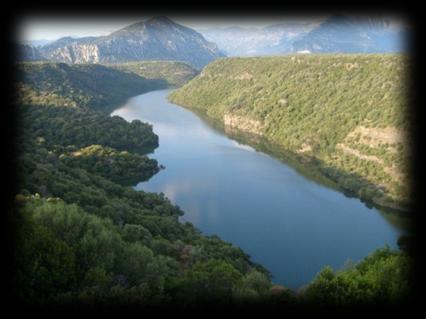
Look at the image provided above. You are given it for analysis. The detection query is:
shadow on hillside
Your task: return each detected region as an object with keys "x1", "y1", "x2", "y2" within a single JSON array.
[{"x1": 183, "y1": 108, "x2": 413, "y2": 232}]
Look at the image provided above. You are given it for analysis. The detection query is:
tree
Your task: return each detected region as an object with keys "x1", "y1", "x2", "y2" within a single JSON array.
[{"x1": 184, "y1": 260, "x2": 243, "y2": 301}]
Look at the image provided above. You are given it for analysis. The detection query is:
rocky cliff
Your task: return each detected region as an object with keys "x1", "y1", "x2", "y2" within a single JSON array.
[{"x1": 39, "y1": 16, "x2": 225, "y2": 69}]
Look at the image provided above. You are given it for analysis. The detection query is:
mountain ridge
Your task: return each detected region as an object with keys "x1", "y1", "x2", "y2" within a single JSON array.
[
  {"x1": 292, "y1": 14, "x2": 407, "y2": 53},
  {"x1": 17, "y1": 44, "x2": 46, "y2": 62},
  {"x1": 39, "y1": 17, "x2": 225, "y2": 69},
  {"x1": 199, "y1": 15, "x2": 407, "y2": 56}
]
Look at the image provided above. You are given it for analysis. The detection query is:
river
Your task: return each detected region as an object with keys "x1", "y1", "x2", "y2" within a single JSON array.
[{"x1": 111, "y1": 89, "x2": 403, "y2": 289}]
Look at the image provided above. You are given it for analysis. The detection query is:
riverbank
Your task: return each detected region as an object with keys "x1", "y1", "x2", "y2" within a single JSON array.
[
  {"x1": 113, "y1": 89, "x2": 405, "y2": 289},
  {"x1": 167, "y1": 55, "x2": 411, "y2": 215},
  {"x1": 168, "y1": 93, "x2": 411, "y2": 219}
]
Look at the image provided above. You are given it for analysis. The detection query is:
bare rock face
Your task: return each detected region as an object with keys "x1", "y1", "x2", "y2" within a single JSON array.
[
  {"x1": 39, "y1": 16, "x2": 225, "y2": 69},
  {"x1": 223, "y1": 113, "x2": 264, "y2": 135},
  {"x1": 48, "y1": 43, "x2": 100, "y2": 64}
]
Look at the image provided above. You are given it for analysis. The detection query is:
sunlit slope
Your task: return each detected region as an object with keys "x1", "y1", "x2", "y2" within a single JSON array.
[
  {"x1": 169, "y1": 54, "x2": 411, "y2": 211},
  {"x1": 111, "y1": 60, "x2": 199, "y2": 87}
]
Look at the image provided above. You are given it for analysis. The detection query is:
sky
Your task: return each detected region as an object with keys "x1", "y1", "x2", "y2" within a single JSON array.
[{"x1": 18, "y1": 15, "x2": 326, "y2": 42}]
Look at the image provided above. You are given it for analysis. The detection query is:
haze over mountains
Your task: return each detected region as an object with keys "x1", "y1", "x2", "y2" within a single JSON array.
[
  {"x1": 198, "y1": 18, "x2": 323, "y2": 56},
  {"x1": 19, "y1": 15, "x2": 408, "y2": 64},
  {"x1": 23, "y1": 39, "x2": 52, "y2": 48},
  {"x1": 199, "y1": 15, "x2": 408, "y2": 56},
  {"x1": 17, "y1": 44, "x2": 46, "y2": 62},
  {"x1": 291, "y1": 15, "x2": 407, "y2": 54}
]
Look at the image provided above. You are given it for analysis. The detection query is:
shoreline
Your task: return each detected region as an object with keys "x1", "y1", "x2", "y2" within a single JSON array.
[{"x1": 167, "y1": 95, "x2": 411, "y2": 219}]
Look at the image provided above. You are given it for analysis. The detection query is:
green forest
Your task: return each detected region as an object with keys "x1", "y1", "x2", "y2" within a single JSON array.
[
  {"x1": 16, "y1": 62, "x2": 160, "y2": 111},
  {"x1": 169, "y1": 54, "x2": 412, "y2": 212},
  {"x1": 110, "y1": 61, "x2": 199, "y2": 87},
  {"x1": 12, "y1": 61, "x2": 412, "y2": 306}
]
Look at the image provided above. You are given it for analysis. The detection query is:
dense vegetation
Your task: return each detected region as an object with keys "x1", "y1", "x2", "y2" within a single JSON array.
[
  {"x1": 59, "y1": 144, "x2": 160, "y2": 186},
  {"x1": 111, "y1": 61, "x2": 199, "y2": 87},
  {"x1": 303, "y1": 247, "x2": 412, "y2": 305},
  {"x1": 13, "y1": 60, "x2": 412, "y2": 306},
  {"x1": 19, "y1": 105, "x2": 158, "y2": 155},
  {"x1": 14, "y1": 62, "x2": 281, "y2": 305},
  {"x1": 16, "y1": 62, "x2": 162, "y2": 111},
  {"x1": 169, "y1": 54, "x2": 412, "y2": 212},
  {"x1": 15, "y1": 103, "x2": 278, "y2": 305},
  {"x1": 15, "y1": 195, "x2": 278, "y2": 305}
]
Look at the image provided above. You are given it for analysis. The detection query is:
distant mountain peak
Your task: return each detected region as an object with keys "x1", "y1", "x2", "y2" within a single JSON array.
[
  {"x1": 146, "y1": 16, "x2": 175, "y2": 25},
  {"x1": 119, "y1": 16, "x2": 176, "y2": 31},
  {"x1": 291, "y1": 14, "x2": 406, "y2": 53},
  {"x1": 39, "y1": 16, "x2": 224, "y2": 68},
  {"x1": 199, "y1": 15, "x2": 405, "y2": 57},
  {"x1": 321, "y1": 14, "x2": 353, "y2": 26},
  {"x1": 322, "y1": 14, "x2": 395, "y2": 30}
]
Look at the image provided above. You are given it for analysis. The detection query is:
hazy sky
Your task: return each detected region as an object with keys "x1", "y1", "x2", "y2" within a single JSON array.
[{"x1": 18, "y1": 15, "x2": 326, "y2": 41}]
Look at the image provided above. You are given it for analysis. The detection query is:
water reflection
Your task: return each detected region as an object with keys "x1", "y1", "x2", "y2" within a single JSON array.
[{"x1": 111, "y1": 89, "x2": 404, "y2": 289}]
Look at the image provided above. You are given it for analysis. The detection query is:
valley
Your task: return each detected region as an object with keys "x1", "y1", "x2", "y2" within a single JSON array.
[
  {"x1": 112, "y1": 89, "x2": 405, "y2": 290},
  {"x1": 11, "y1": 14, "x2": 414, "y2": 307}
]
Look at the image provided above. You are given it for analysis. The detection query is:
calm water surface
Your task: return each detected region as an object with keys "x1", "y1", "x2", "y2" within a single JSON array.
[{"x1": 111, "y1": 89, "x2": 402, "y2": 289}]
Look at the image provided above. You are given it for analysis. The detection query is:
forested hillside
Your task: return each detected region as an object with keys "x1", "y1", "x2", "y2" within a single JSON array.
[
  {"x1": 13, "y1": 59, "x2": 412, "y2": 306},
  {"x1": 169, "y1": 54, "x2": 411, "y2": 212},
  {"x1": 302, "y1": 246, "x2": 412, "y2": 305},
  {"x1": 13, "y1": 62, "x2": 280, "y2": 305},
  {"x1": 16, "y1": 62, "x2": 162, "y2": 111},
  {"x1": 15, "y1": 105, "x2": 275, "y2": 304},
  {"x1": 111, "y1": 61, "x2": 199, "y2": 87}
]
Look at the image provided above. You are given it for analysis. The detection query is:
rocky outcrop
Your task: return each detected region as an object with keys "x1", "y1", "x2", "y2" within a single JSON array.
[
  {"x1": 233, "y1": 72, "x2": 254, "y2": 80},
  {"x1": 48, "y1": 43, "x2": 100, "y2": 64},
  {"x1": 223, "y1": 113, "x2": 264, "y2": 135},
  {"x1": 336, "y1": 143, "x2": 384, "y2": 164},
  {"x1": 40, "y1": 16, "x2": 225, "y2": 69}
]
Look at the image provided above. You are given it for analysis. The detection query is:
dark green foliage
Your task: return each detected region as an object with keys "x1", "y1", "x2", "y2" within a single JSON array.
[
  {"x1": 169, "y1": 54, "x2": 411, "y2": 211},
  {"x1": 15, "y1": 194, "x2": 273, "y2": 304},
  {"x1": 16, "y1": 61, "x2": 163, "y2": 111},
  {"x1": 18, "y1": 104, "x2": 158, "y2": 155},
  {"x1": 233, "y1": 269, "x2": 272, "y2": 300},
  {"x1": 183, "y1": 259, "x2": 243, "y2": 301},
  {"x1": 15, "y1": 71, "x2": 271, "y2": 304},
  {"x1": 14, "y1": 57, "x2": 412, "y2": 306},
  {"x1": 111, "y1": 60, "x2": 199, "y2": 87},
  {"x1": 302, "y1": 247, "x2": 412, "y2": 305},
  {"x1": 59, "y1": 144, "x2": 160, "y2": 186}
]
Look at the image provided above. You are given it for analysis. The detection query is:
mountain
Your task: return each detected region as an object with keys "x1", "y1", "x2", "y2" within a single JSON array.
[
  {"x1": 198, "y1": 20, "x2": 321, "y2": 56},
  {"x1": 17, "y1": 44, "x2": 47, "y2": 61},
  {"x1": 23, "y1": 39, "x2": 53, "y2": 48},
  {"x1": 39, "y1": 16, "x2": 225, "y2": 69},
  {"x1": 291, "y1": 15, "x2": 408, "y2": 53},
  {"x1": 198, "y1": 15, "x2": 407, "y2": 56},
  {"x1": 169, "y1": 55, "x2": 411, "y2": 211}
]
